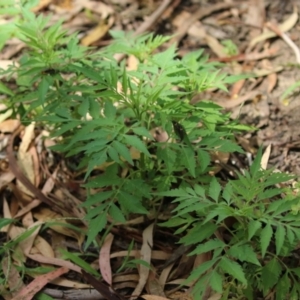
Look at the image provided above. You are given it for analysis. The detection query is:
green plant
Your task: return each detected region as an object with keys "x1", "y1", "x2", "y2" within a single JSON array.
[
  {"x1": 159, "y1": 149, "x2": 300, "y2": 299},
  {"x1": 221, "y1": 39, "x2": 239, "y2": 56},
  {"x1": 3, "y1": 6, "x2": 300, "y2": 300},
  {"x1": 1, "y1": 9, "x2": 249, "y2": 240},
  {"x1": 0, "y1": 0, "x2": 38, "y2": 51},
  {"x1": 280, "y1": 80, "x2": 300, "y2": 104}
]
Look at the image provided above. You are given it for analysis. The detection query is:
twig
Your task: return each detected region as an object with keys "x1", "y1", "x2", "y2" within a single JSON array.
[
  {"x1": 135, "y1": 0, "x2": 172, "y2": 35},
  {"x1": 7, "y1": 126, "x2": 54, "y2": 208},
  {"x1": 266, "y1": 22, "x2": 300, "y2": 64},
  {"x1": 42, "y1": 288, "x2": 105, "y2": 300}
]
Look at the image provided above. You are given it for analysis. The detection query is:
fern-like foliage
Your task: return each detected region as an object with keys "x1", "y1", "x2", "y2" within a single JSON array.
[
  {"x1": 160, "y1": 149, "x2": 300, "y2": 299},
  {"x1": 3, "y1": 7, "x2": 300, "y2": 299}
]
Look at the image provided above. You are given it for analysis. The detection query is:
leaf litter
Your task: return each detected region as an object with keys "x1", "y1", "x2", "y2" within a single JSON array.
[{"x1": 1, "y1": 0, "x2": 300, "y2": 299}]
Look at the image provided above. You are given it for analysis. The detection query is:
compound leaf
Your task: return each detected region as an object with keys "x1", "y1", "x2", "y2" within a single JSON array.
[
  {"x1": 219, "y1": 257, "x2": 247, "y2": 284},
  {"x1": 112, "y1": 140, "x2": 133, "y2": 165},
  {"x1": 261, "y1": 258, "x2": 282, "y2": 296},
  {"x1": 123, "y1": 135, "x2": 150, "y2": 156},
  {"x1": 275, "y1": 225, "x2": 285, "y2": 255},
  {"x1": 208, "y1": 177, "x2": 221, "y2": 202},
  {"x1": 260, "y1": 222, "x2": 273, "y2": 258}
]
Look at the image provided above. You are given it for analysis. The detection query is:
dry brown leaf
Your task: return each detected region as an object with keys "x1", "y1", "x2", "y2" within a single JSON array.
[
  {"x1": 42, "y1": 167, "x2": 58, "y2": 195},
  {"x1": 173, "y1": 12, "x2": 225, "y2": 57},
  {"x1": 15, "y1": 223, "x2": 42, "y2": 256},
  {"x1": 213, "y1": 90, "x2": 259, "y2": 109},
  {"x1": 33, "y1": 235, "x2": 55, "y2": 258},
  {"x1": 168, "y1": 291, "x2": 193, "y2": 300},
  {"x1": 14, "y1": 199, "x2": 41, "y2": 219},
  {"x1": 17, "y1": 124, "x2": 35, "y2": 197},
  {"x1": 0, "y1": 119, "x2": 20, "y2": 133},
  {"x1": 127, "y1": 55, "x2": 139, "y2": 71},
  {"x1": 13, "y1": 168, "x2": 58, "y2": 219},
  {"x1": 31, "y1": 0, "x2": 52, "y2": 12},
  {"x1": 188, "y1": 20, "x2": 206, "y2": 38},
  {"x1": 51, "y1": 231, "x2": 67, "y2": 258},
  {"x1": 207, "y1": 294, "x2": 222, "y2": 300},
  {"x1": 253, "y1": 66, "x2": 283, "y2": 77},
  {"x1": 0, "y1": 60, "x2": 17, "y2": 71},
  {"x1": 81, "y1": 16, "x2": 114, "y2": 46},
  {"x1": 230, "y1": 79, "x2": 246, "y2": 99},
  {"x1": 33, "y1": 208, "x2": 85, "y2": 245},
  {"x1": 261, "y1": 144, "x2": 271, "y2": 170},
  {"x1": 50, "y1": 277, "x2": 91, "y2": 288},
  {"x1": 209, "y1": 151, "x2": 230, "y2": 175},
  {"x1": 110, "y1": 250, "x2": 170, "y2": 260},
  {"x1": 29, "y1": 145, "x2": 40, "y2": 187},
  {"x1": 0, "y1": 109, "x2": 13, "y2": 124},
  {"x1": 131, "y1": 223, "x2": 154, "y2": 299},
  {"x1": 159, "y1": 263, "x2": 174, "y2": 288},
  {"x1": 267, "y1": 72, "x2": 277, "y2": 93},
  {"x1": 82, "y1": 1, "x2": 114, "y2": 17},
  {"x1": 99, "y1": 233, "x2": 114, "y2": 285},
  {"x1": 146, "y1": 271, "x2": 166, "y2": 297},
  {"x1": 0, "y1": 171, "x2": 15, "y2": 191},
  {"x1": 22, "y1": 211, "x2": 34, "y2": 228},
  {"x1": 113, "y1": 274, "x2": 139, "y2": 283},
  {"x1": 11, "y1": 266, "x2": 69, "y2": 300},
  {"x1": 205, "y1": 34, "x2": 226, "y2": 58},
  {"x1": 244, "y1": 0, "x2": 265, "y2": 29},
  {"x1": 142, "y1": 296, "x2": 169, "y2": 300},
  {"x1": 26, "y1": 253, "x2": 81, "y2": 273},
  {"x1": 172, "y1": 10, "x2": 190, "y2": 28},
  {"x1": 1, "y1": 198, "x2": 12, "y2": 232},
  {"x1": 166, "y1": 278, "x2": 187, "y2": 286},
  {"x1": 10, "y1": 191, "x2": 20, "y2": 217}
]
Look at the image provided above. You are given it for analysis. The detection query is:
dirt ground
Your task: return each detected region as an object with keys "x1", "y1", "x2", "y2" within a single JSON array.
[{"x1": 1, "y1": 0, "x2": 300, "y2": 299}]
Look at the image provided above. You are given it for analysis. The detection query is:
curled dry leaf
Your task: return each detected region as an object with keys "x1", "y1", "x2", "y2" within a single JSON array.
[
  {"x1": 131, "y1": 223, "x2": 154, "y2": 299},
  {"x1": 261, "y1": 144, "x2": 271, "y2": 170},
  {"x1": 17, "y1": 124, "x2": 36, "y2": 197},
  {"x1": 100, "y1": 233, "x2": 114, "y2": 286}
]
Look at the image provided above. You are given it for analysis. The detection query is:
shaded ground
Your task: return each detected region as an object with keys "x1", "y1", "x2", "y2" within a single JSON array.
[{"x1": 1, "y1": 0, "x2": 300, "y2": 299}]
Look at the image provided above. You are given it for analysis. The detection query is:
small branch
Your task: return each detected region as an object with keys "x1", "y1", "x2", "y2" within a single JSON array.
[
  {"x1": 135, "y1": 0, "x2": 172, "y2": 35},
  {"x1": 266, "y1": 22, "x2": 300, "y2": 64}
]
